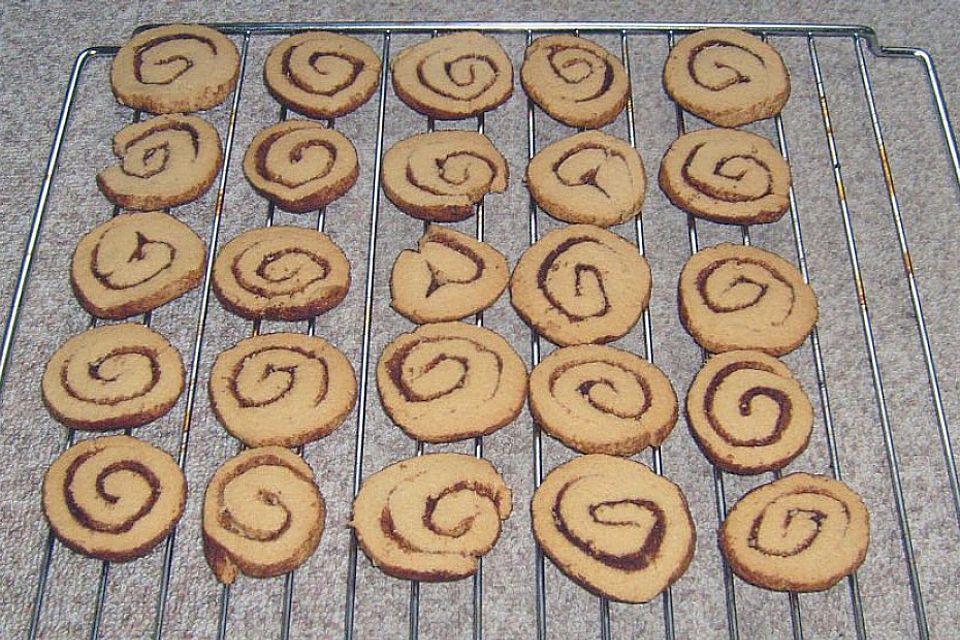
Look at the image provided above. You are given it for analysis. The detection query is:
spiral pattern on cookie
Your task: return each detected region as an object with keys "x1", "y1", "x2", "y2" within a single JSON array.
[
  {"x1": 96, "y1": 114, "x2": 223, "y2": 210},
  {"x1": 42, "y1": 324, "x2": 185, "y2": 431},
  {"x1": 521, "y1": 35, "x2": 629, "y2": 128},
  {"x1": 391, "y1": 31, "x2": 514, "y2": 119},
  {"x1": 264, "y1": 31, "x2": 382, "y2": 118},
  {"x1": 532, "y1": 455, "x2": 695, "y2": 602},
  {"x1": 351, "y1": 453, "x2": 512, "y2": 581},
  {"x1": 377, "y1": 322, "x2": 526, "y2": 443},
  {"x1": 720, "y1": 473, "x2": 870, "y2": 591}
]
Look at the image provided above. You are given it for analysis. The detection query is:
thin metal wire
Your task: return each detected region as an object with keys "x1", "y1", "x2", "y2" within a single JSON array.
[{"x1": 472, "y1": 111, "x2": 487, "y2": 640}]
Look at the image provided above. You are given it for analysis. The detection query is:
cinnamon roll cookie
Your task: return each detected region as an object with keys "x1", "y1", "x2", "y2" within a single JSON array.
[
  {"x1": 71, "y1": 211, "x2": 205, "y2": 319},
  {"x1": 527, "y1": 131, "x2": 646, "y2": 228},
  {"x1": 391, "y1": 32, "x2": 513, "y2": 119},
  {"x1": 532, "y1": 454, "x2": 695, "y2": 603},
  {"x1": 203, "y1": 447, "x2": 325, "y2": 584},
  {"x1": 209, "y1": 333, "x2": 357, "y2": 447},
  {"x1": 390, "y1": 225, "x2": 509, "y2": 323},
  {"x1": 382, "y1": 131, "x2": 508, "y2": 222},
  {"x1": 664, "y1": 28, "x2": 790, "y2": 128},
  {"x1": 377, "y1": 322, "x2": 527, "y2": 443},
  {"x1": 264, "y1": 31, "x2": 381, "y2": 118},
  {"x1": 720, "y1": 473, "x2": 870, "y2": 591},
  {"x1": 111, "y1": 24, "x2": 240, "y2": 114},
  {"x1": 521, "y1": 35, "x2": 629, "y2": 128},
  {"x1": 351, "y1": 453, "x2": 512, "y2": 581},
  {"x1": 42, "y1": 435, "x2": 186, "y2": 561},
  {"x1": 510, "y1": 225, "x2": 651, "y2": 346},
  {"x1": 659, "y1": 128, "x2": 791, "y2": 225},
  {"x1": 96, "y1": 114, "x2": 223, "y2": 210},
  {"x1": 687, "y1": 350, "x2": 813, "y2": 474},
  {"x1": 42, "y1": 324, "x2": 185, "y2": 431},
  {"x1": 678, "y1": 243, "x2": 818, "y2": 355},
  {"x1": 212, "y1": 226, "x2": 350, "y2": 321}
]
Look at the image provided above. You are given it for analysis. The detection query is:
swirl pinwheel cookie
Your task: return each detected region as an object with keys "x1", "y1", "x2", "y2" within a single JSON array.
[
  {"x1": 42, "y1": 435, "x2": 186, "y2": 561},
  {"x1": 390, "y1": 225, "x2": 509, "y2": 323},
  {"x1": 210, "y1": 333, "x2": 357, "y2": 448},
  {"x1": 510, "y1": 225, "x2": 651, "y2": 346},
  {"x1": 111, "y1": 24, "x2": 240, "y2": 114},
  {"x1": 664, "y1": 28, "x2": 790, "y2": 127},
  {"x1": 521, "y1": 35, "x2": 629, "y2": 128},
  {"x1": 203, "y1": 447, "x2": 325, "y2": 584},
  {"x1": 532, "y1": 455, "x2": 695, "y2": 603},
  {"x1": 351, "y1": 453, "x2": 512, "y2": 581},
  {"x1": 377, "y1": 322, "x2": 527, "y2": 443},
  {"x1": 678, "y1": 243, "x2": 818, "y2": 355},
  {"x1": 42, "y1": 324, "x2": 185, "y2": 431},
  {"x1": 720, "y1": 473, "x2": 870, "y2": 591},
  {"x1": 212, "y1": 226, "x2": 350, "y2": 321},
  {"x1": 264, "y1": 31, "x2": 382, "y2": 118},
  {"x1": 382, "y1": 131, "x2": 508, "y2": 222},
  {"x1": 659, "y1": 128, "x2": 791, "y2": 225},
  {"x1": 96, "y1": 115, "x2": 223, "y2": 210},
  {"x1": 391, "y1": 32, "x2": 513, "y2": 119}
]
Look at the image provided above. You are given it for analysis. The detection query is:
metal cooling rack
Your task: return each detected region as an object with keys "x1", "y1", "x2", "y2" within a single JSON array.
[{"x1": 3, "y1": 20, "x2": 959, "y2": 640}]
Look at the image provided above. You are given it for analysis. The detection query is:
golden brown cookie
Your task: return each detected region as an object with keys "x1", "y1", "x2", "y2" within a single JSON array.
[
  {"x1": 381, "y1": 131, "x2": 508, "y2": 222},
  {"x1": 111, "y1": 24, "x2": 240, "y2": 114},
  {"x1": 263, "y1": 31, "x2": 382, "y2": 118},
  {"x1": 391, "y1": 32, "x2": 513, "y2": 119},
  {"x1": 71, "y1": 211, "x2": 206, "y2": 319},
  {"x1": 678, "y1": 243, "x2": 818, "y2": 355},
  {"x1": 720, "y1": 473, "x2": 870, "y2": 592},
  {"x1": 664, "y1": 28, "x2": 790, "y2": 127},
  {"x1": 510, "y1": 225, "x2": 651, "y2": 346},
  {"x1": 96, "y1": 114, "x2": 223, "y2": 210},
  {"x1": 532, "y1": 454, "x2": 695, "y2": 603},
  {"x1": 527, "y1": 130, "x2": 646, "y2": 228},
  {"x1": 42, "y1": 323, "x2": 185, "y2": 431},
  {"x1": 520, "y1": 35, "x2": 629, "y2": 128},
  {"x1": 351, "y1": 452, "x2": 512, "y2": 581},
  {"x1": 203, "y1": 446, "x2": 325, "y2": 585},
  {"x1": 529, "y1": 345, "x2": 677, "y2": 456},
  {"x1": 390, "y1": 225, "x2": 509, "y2": 323},
  {"x1": 376, "y1": 322, "x2": 527, "y2": 443},
  {"x1": 209, "y1": 333, "x2": 357, "y2": 448},
  {"x1": 659, "y1": 128, "x2": 791, "y2": 225},
  {"x1": 212, "y1": 226, "x2": 350, "y2": 321}
]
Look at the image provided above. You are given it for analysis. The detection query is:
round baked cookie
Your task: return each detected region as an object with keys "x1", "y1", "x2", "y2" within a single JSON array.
[
  {"x1": 377, "y1": 322, "x2": 527, "y2": 443},
  {"x1": 212, "y1": 226, "x2": 350, "y2": 321},
  {"x1": 659, "y1": 128, "x2": 791, "y2": 225},
  {"x1": 687, "y1": 350, "x2": 813, "y2": 474},
  {"x1": 390, "y1": 225, "x2": 509, "y2": 323},
  {"x1": 529, "y1": 345, "x2": 677, "y2": 456},
  {"x1": 532, "y1": 454, "x2": 695, "y2": 603},
  {"x1": 521, "y1": 35, "x2": 629, "y2": 128},
  {"x1": 243, "y1": 119, "x2": 359, "y2": 213},
  {"x1": 264, "y1": 31, "x2": 382, "y2": 118},
  {"x1": 111, "y1": 24, "x2": 240, "y2": 114},
  {"x1": 71, "y1": 211, "x2": 206, "y2": 319},
  {"x1": 96, "y1": 114, "x2": 223, "y2": 210},
  {"x1": 209, "y1": 333, "x2": 357, "y2": 448},
  {"x1": 510, "y1": 225, "x2": 651, "y2": 346},
  {"x1": 351, "y1": 452, "x2": 512, "y2": 581},
  {"x1": 678, "y1": 243, "x2": 818, "y2": 355},
  {"x1": 42, "y1": 323, "x2": 185, "y2": 431},
  {"x1": 720, "y1": 472, "x2": 870, "y2": 592},
  {"x1": 391, "y1": 31, "x2": 513, "y2": 119},
  {"x1": 42, "y1": 435, "x2": 186, "y2": 562},
  {"x1": 203, "y1": 446, "x2": 325, "y2": 585},
  {"x1": 527, "y1": 131, "x2": 646, "y2": 228},
  {"x1": 381, "y1": 131, "x2": 508, "y2": 222},
  {"x1": 664, "y1": 28, "x2": 790, "y2": 128}
]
